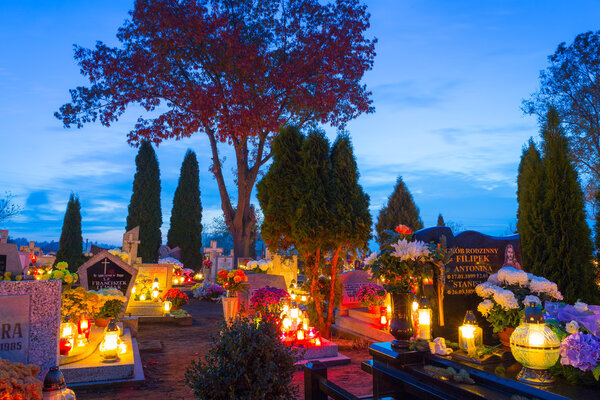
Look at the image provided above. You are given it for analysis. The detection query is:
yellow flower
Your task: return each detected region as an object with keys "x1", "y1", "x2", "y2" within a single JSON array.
[
  {"x1": 41, "y1": 274, "x2": 51, "y2": 280},
  {"x1": 228, "y1": 271, "x2": 234, "y2": 279},
  {"x1": 64, "y1": 274, "x2": 74, "y2": 284},
  {"x1": 72, "y1": 273, "x2": 79, "y2": 283},
  {"x1": 4, "y1": 271, "x2": 12, "y2": 277},
  {"x1": 15, "y1": 275, "x2": 22, "y2": 281},
  {"x1": 56, "y1": 261, "x2": 68, "y2": 271},
  {"x1": 51, "y1": 270, "x2": 65, "y2": 280}
]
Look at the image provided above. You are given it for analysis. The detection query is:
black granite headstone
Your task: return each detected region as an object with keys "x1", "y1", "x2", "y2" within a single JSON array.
[
  {"x1": 414, "y1": 227, "x2": 523, "y2": 341},
  {"x1": 86, "y1": 257, "x2": 133, "y2": 293}
]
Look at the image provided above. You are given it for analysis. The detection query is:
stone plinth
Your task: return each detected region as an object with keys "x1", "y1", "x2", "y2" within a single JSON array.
[
  {"x1": 126, "y1": 300, "x2": 165, "y2": 317},
  {"x1": 297, "y1": 338, "x2": 338, "y2": 360},
  {"x1": 0, "y1": 279, "x2": 62, "y2": 379},
  {"x1": 61, "y1": 328, "x2": 136, "y2": 384}
]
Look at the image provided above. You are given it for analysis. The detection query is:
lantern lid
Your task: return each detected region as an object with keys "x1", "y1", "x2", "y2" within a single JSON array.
[
  {"x1": 524, "y1": 305, "x2": 545, "y2": 324},
  {"x1": 43, "y1": 366, "x2": 66, "y2": 392},
  {"x1": 106, "y1": 319, "x2": 119, "y2": 332},
  {"x1": 463, "y1": 310, "x2": 478, "y2": 325},
  {"x1": 418, "y1": 296, "x2": 430, "y2": 309}
]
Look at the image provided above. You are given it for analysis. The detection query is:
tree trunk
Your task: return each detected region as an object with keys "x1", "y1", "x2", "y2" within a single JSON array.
[
  {"x1": 206, "y1": 129, "x2": 270, "y2": 262},
  {"x1": 309, "y1": 249, "x2": 326, "y2": 330},
  {"x1": 325, "y1": 246, "x2": 342, "y2": 336}
]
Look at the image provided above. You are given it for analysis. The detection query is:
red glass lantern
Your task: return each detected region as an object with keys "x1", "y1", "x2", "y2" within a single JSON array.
[
  {"x1": 59, "y1": 338, "x2": 72, "y2": 356},
  {"x1": 296, "y1": 329, "x2": 305, "y2": 341},
  {"x1": 78, "y1": 313, "x2": 91, "y2": 339},
  {"x1": 380, "y1": 309, "x2": 388, "y2": 328},
  {"x1": 314, "y1": 337, "x2": 322, "y2": 347}
]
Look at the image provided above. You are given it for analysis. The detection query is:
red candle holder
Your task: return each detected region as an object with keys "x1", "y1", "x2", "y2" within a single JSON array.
[{"x1": 59, "y1": 338, "x2": 72, "y2": 356}]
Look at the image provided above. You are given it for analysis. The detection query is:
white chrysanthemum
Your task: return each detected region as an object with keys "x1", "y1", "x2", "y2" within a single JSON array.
[
  {"x1": 487, "y1": 273, "x2": 500, "y2": 284},
  {"x1": 475, "y1": 282, "x2": 499, "y2": 299},
  {"x1": 477, "y1": 299, "x2": 494, "y2": 317},
  {"x1": 574, "y1": 301, "x2": 588, "y2": 313},
  {"x1": 364, "y1": 251, "x2": 379, "y2": 266},
  {"x1": 493, "y1": 288, "x2": 519, "y2": 310},
  {"x1": 391, "y1": 239, "x2": 430, "y2": 261},
  {"x1": 497, "y1": 267, "x2": 528, "y2": 286},
  {"x1": 524, "y1": 295, "x2": 541, "y2": 306},
  {"x1": 529, "y1": 276, "x2": 563, "y2": 300},
  {"x1": 566, "y1": 320, "x2": 580, "y2": 334}
]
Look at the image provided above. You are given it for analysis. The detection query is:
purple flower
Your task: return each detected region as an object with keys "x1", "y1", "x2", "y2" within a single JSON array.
[{"x1": 560, "y1": 332, "x2": 600, "y2": 372}]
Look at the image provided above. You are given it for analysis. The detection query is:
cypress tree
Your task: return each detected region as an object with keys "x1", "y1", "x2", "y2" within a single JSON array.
[
  {"x1": 168, "y1": 150, "x2": 202, "y2": 269},
  {"x1": 375, "y1": 176, "x2": 423, "y2": 244},
  {"x1": 437, "y1": 214, "x2": 445, "y2": 226},
  {"x1": 516, "y1": 139, "x2": 546, "y2": 276},
  {"x1": 257, "y1": 126, "x2": 305, "y2": 254},
  {"x1": 126, "y1": 141, "x2": 162, "y2": 263},
  {"x1": 55, "y1": 193, "x2": 83, "y2": 272},
  {"x1": 541, "y1": 108, "x2": 596, "y2": 303}
]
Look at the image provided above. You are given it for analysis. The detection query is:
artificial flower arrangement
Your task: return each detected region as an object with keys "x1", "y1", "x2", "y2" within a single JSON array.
[
  {"x1": 162, "y1": 288, "x2": 189, "y2": 309},
  {"x1": 541, "y1": 300, "x2": 600, "y2": 384},
  {"x1": 192, "y1": 282, "x2": 226, "y2": 300},
  {"x1": 132, "y1": 273, "x2": 155, "y2": 301},
  {"x1": 108, "y1": 248, "x2": 129, "y2": 263},
  {"x1": 475, "y1": 267, "x2": 563, "y2": 333},
  {"x1": 0, "y1": 358, "x2": 43, "y2": 400},
  {"x1": 61, "y1": 286, "x2": 102, "y2": 320},
  {"x1": 250, "y1": 286, "x2": 290, "y2": 315},
  {"x1": 365, "y1": 225, "x2": 440, "y2": 293},
  {"x1": 202, "y1": 258, "x2": 212, "y2": 269},
  {"x1": 356, "y1": 283, "x2": 387, "y2": 310},
  {"x1": 216, "y1": 269, "x2": 248, "y2": 294},
  {"x1": 32, "y1": 261, "x2": 79, "y2": 288}
]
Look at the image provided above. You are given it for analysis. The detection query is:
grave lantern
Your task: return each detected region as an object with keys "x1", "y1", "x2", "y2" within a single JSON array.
[
  {"x1": 42, "y1": 366, "x2": 76, "y2": 400},
  {"x1": 301, "y1": 295, "x2": 308, "y2": 302},
  {"x1": 314, "y1": 337, "x2": 322, "y2": 347},
  {"x1": 131, "y1": 286, "x2": 137, "y2": 295},
  {"x1": 290, "y1": 293, "x2": 297, "y2": 301},
  {"x1": 152, "y1": 278, "x2": 159, "y2": 291},
  {"x1": 59, "y1": 316, "x2": 76, "y2": 356},
  {"x1": 77, "y1": 312, "x2": 91, "y2": 340},
  {"x1": 152, "y1": 288, "x2": 159, "y2": 300},
  {"x1": 282, "y1": 317, "x2": 292, "y2": 331},
  {"x1": 99, "y1": 319, "x2": 121, "y2": 362},
  {"x1": 380, "y1": 309, "x2": 388, "y2": 328},
  {"x1": 164, "y1": 300, "x2": 172, "y2": 315},
  {"x1": 458, "y1": 310, "x2": 482, "y2": 355},
  {"x1": 510, "y1": 305, "x2": 560, "y2": 385},
  {"x1": 296, "y1": 329, "x2": 305, "y2": 341},
  {"x1": 417, "y1": 297, "x2": 432, "y2": 340},
  {"x1": 140, "y1": 293, "x2": 146, "y2": 301}
]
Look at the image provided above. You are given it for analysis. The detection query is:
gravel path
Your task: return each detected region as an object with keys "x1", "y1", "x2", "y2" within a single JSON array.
[{"x1": 74, "y1": 298, "x2": 373, "y2": 400}]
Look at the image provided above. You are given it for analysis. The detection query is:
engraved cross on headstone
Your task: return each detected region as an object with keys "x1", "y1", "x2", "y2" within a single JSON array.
[{"x1": 102, "y1": 258, "x2": 111, "y2": 275}]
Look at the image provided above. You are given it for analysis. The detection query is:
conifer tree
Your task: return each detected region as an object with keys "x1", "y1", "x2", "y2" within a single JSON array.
[
  {"x1": 55, "y1": 193, "x2": 83, "y2": 272},
  {"x1": 257, "y1": 126, "x2": 305, "y2": 254},
  {"x1": 516, "y1": 139, "x2": 546, "y2": 276},
  {"x1": 541, "y1": 108, "x2": 596, "y2": 302},
  {"x1": 126, "y1": 141, "x2": 162, "y2": 263},
  {"x1": 168, "y1": 150, "x2": 202, "y2": 269},
  {"x1": 437, "y1": 214, "x2": 445, "y2": 226},
  {"x1": 375, "y1": 176, "x2": 423, "y2": 244}
]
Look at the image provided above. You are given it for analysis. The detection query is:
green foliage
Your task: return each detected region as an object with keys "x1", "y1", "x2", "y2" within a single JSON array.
[
  {"x1": 55, "y1": 193, "x2": 84, "y2": 273},
  {"x1": 257, "y1": 126, "x2": 305, "y2": 255},
  {"x1": 486, "y1": 304, "x2": 522, "y2": 333},
  {"x1": 437, "y1": 214, "x2": 445, "y2": 226},
  {"x1": 96, "y1": 299, "x2": 124, "y2": 319},
  {"x1": 185, "y1": 316, "x2": 298, "y2": 400},
  {"x1": 375, "y1": 176, "x2": 423, "y2": 244},
  {"x1": 516, "y1": 139, "x2": 546, "y2": 276},
  {"x1": 168, "y1": 150, "x2": 203, "y2": 268},
  {"x1": 540, "y1": 108, "x2": 597, "y2": 303},
  {"x1": 302, "y1": 276, "x2": 343, "y2": 329},
  {"x1": 126, "y1": 141, "x2": 162, "y2": 263},
  {"x1": 549, "y1": 362, "x2": 600, "y2": 386}
]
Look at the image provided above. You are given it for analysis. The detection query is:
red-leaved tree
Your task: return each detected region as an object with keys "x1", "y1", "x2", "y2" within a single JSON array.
[{"x1": 56, "y1": 0, "x2": 376, "y2": 259}]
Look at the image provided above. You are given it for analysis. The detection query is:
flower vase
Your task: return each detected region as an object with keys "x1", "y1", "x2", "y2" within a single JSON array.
[
  {"x1": 222, "y1": 294, "x2": 239, "y2": 325},
  {"x1": 498, "y1": 326, "x2": 515, "y2": 349},
  {"x1": 389, "y1": 292, "x2": 414, "y2": 349},
  {"x1": 368, "y1": 305, "x2": 380, "y2": 314}
]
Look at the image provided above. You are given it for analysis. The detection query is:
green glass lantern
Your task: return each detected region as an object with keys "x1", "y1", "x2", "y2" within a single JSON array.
[{"x1": 509, "y1": 305, "x2": 560, "y2": 385}]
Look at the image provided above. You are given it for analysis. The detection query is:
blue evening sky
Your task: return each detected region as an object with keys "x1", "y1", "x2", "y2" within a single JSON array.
[{"x1": 1, "y1": 1, "x2": 599, "y2": 245}]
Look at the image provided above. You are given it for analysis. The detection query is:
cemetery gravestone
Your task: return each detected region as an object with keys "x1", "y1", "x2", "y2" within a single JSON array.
[
  {"x1": 240, "y1": 273, "x2": 287, "y2": 313},
  {"x1": 78, "y1": 251, "x2": 138, "y2": 299},
  {"x1": 266, "y1": 250, "x2": 298, "y2": 288},
  {"x1": 339, "y1": 270, "x2": 372, "y2": 315},
  {"x1": 203, "y1": 241, "x2": 223, "y2": 281},
  {"x1": 123, "y1": 226, "x2": 141, "y2": 265},
  {"x1": 414, "y1": 226, "x2": 522, "y2": 341},
  {"x1": 216, "y1": 256, "x2": 234, "y2": 271},
  {"x1": 135, "y1": 264, "x2": 173, "y2": 292},
  {"x1": 0, "y1": 234, "x2": 24, "y2": 275},
  {"x1": 0, "y1": 280, "x2": 62, "y2": 378}
]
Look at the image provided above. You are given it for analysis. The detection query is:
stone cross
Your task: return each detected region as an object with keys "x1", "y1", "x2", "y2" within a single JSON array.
[
  {"x1": 203, "y1": 241, "x2": 223, "y2": 282},
  {"x1": 19, "y1": 241, "x2": 41, "y2": 257},
  {"x1": 0, "y1": 230, "x2": 7, "y2": 244},
  {"x1": 122, "y1": 226, "x2": 141, "y2": 265}
]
